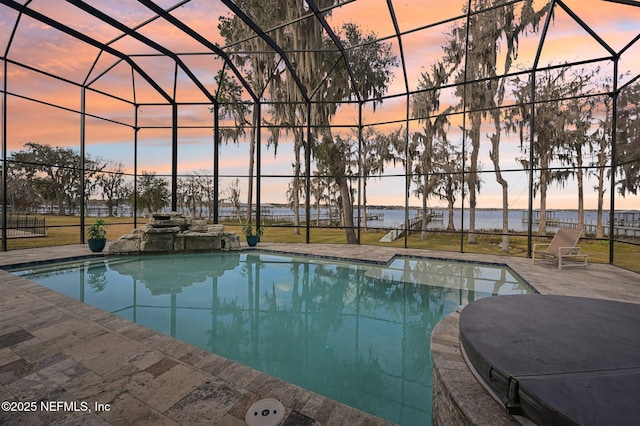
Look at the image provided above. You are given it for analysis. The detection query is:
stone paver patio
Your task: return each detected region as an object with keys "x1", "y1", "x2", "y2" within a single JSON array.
[{"x1": 0, "y1": 243, "x2": 638, "y2": 425}]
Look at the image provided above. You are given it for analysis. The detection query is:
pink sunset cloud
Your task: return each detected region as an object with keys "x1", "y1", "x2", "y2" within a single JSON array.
[{"x1": 1, "y1": 0, "x2": 638, "y2": 210}]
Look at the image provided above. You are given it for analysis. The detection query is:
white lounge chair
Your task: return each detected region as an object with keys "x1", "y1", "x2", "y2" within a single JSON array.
[{"x1": 533, "y1": 228, "x2": 588, "y2": 270}]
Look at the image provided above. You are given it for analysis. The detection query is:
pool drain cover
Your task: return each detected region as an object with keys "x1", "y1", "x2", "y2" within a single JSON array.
[{"x1": 245, "y1": 398, "x2": 285, "y2": 426}]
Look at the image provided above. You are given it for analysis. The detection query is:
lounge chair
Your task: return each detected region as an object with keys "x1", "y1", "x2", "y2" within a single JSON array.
[{"x1": 533, "y1": 228, "x2": 588, "y2": 270}]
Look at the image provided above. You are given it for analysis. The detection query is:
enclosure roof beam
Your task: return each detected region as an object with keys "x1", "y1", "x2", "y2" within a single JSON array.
[
  {"x1": 385, "y1": 0, "x2": 409, "y2": 96},
  {"x1": 0, "y1": 0, "x2": 173, "y2": 103},
  {"x1": 603, "y1": 0, "x2": 640, "y2": 6},
  {"x1": 66, "y1": 0, "x2": 215, "y2": 104},
  {"x1": 556, "y1": 0, "x2": 617, "y2": 57},
  {"x1": 137, "y1": 0, "x2": 258, "y2": 103},
  {"x1": 219, "y1": 0, "x2": 309, "y2": 102},
  {"x1": 306, "y1": 0, "x2": 362, "y2": 102}
]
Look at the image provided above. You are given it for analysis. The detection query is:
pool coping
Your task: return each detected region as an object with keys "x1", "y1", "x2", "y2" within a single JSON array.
[
  {"x1": 1, "y1": 243, "x2": 639, "y2": 425},
  {"x1": 0, "y1": 247, "x2": 398, "y2": 425}
]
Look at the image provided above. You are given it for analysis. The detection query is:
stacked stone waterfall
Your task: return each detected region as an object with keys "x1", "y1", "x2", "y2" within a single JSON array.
[{"x1": 108, "y1": 212, "x2": 241, "y2": 255}]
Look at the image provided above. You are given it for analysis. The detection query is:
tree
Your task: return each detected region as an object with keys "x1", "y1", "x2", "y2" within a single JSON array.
[
  {"x1": 219, "y1": 1, "x2": 397, "y2": 243},
  {"x1": 224, "y1": 178, "x2": 243, "y2": 224},
  {"x1": 310, "y1": 175, "x2": 326, "y2": 226},
  {"x1": 591, "y1": 96, "x2": 611, "y2": 239},
  {"x1": 286, "y1": 178, "x2": 305, "y2": 223},
  {"x1": 314, "y1": 134, "x2": 359, "y2": 243},
  {"x1": 177, "y1": 173, "x2": 201, "y2": 218},
  {"x1": 196, "y1": 172, "x2": 217, "y2": 222},
  {"x1": 311, "y1": 24, "x2": 397, "y2": 243},
  {"x1": 558, "y1": 68, "x2": 600, "y2": 231},
  {"x1": 411, "y1": 61, "x2": 453, "y2": 239},
  {"x1": 265, "y1": 0, "x2": 339, "y2": 235},
  {"x1": 443, "y1": 0, "x2": 548, "y2": 247},
  {"x1": 9, "y1": 142, "x2": 103, "y2": 215},
  {"x1": 219, "y1": 8, "x2": 280, "y2": 224},
  {"x1": 176, "y1": 171, "x2": 217, "y2": 219},
  {"x1": 96, "y1": 160, "x2": 127, "y2": 216},
  {"x1": 585, "y1": 74, "x2": 632, "y2": 239},
  {"x1": 212, "y1": 70, "x2": 250, "y2": 145},
  {"x1": 512, "y1": 67, "x2": 585, "y2": 234},
  {"x1": 210, "y1": 70, "x2": 251, "y2": 223},
  {"x1": 433, "y1": 140, "x2": 465, "y2": 232},
  {"x1": 5, "y1": 161, "x2": 41, "y2": 213},
  {"x1": 616, "y1": 80, "x2": 640, "y2": 197},
  {"x1": 136, "y1": 171, "x2": 169, "y2": 216},
  {"x1": 359, "y1": 126, "x2": 402, "y2": 230}
]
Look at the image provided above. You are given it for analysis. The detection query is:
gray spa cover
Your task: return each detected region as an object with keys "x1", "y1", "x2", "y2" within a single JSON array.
[{"x1": 459, "y1": 294, "x2": 640, "y2": 426}]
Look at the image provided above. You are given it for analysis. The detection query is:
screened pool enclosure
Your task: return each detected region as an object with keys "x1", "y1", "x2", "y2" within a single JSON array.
[{"x1": 1, "y1": 0, "x2": 639, "y2": 270}]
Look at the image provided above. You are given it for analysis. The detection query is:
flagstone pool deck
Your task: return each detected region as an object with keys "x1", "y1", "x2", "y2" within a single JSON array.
[{"x1": 0, "y1": 243, "x2": 638, "y2": 425}]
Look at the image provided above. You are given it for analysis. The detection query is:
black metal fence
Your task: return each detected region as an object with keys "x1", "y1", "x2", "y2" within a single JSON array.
[{"x1": 1, "y1": 215, "x2": 46, "y2": 238}]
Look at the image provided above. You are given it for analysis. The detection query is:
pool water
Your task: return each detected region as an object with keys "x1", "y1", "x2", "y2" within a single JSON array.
[{"x1": 13, "y1": 252, "x2": 532, "y2": 425}]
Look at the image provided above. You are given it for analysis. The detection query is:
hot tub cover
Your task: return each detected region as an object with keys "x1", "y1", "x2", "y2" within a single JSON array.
[{"x1": 459, "y1": 294, "x2": 640, "y2": 426}]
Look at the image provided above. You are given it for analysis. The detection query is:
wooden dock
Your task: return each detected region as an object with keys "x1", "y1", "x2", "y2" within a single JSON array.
[
  {"x1": 379, "y1": 216, "x2": 424, "y2": 242},
  {"x1": 219, "y1": 211, "x2": 384, "y2": 225},
  {"x1": 522, "y1": 211, "x2": 640, "y2": 238},
  {"x1": 357, "y1": 212, "x2": 384, "y2": 221},
  {"x1": 418, "y1": 209, "x2": 443, "y2": 221}
]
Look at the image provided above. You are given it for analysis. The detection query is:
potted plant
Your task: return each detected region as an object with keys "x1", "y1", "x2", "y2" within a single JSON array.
[
  {"x1": 87, "y1": 218, "x2": 107, "y2": 252},
  {"x1": 242, "y1": 222, "x2": 264, "y2": 247}
]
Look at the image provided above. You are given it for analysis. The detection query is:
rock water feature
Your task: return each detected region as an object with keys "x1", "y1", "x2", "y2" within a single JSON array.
[{"x1": 108, "y1": 212, "x2": 241, "y2": 255}]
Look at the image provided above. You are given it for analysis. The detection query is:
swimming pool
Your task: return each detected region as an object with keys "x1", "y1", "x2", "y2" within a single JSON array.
[{"x1": 12, "y1": 251, "x2": 533, "y2": 425}]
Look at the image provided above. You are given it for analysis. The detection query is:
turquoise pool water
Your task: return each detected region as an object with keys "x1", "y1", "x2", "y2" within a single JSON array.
[{"x1": 13, "y1": 252, "x2": 532, "y2": 425}]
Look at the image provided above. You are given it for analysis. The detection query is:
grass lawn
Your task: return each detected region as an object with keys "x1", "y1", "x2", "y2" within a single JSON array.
[
  {"x1": 208, "y1": 222, "x2": 637, "y2": 270},
  {"x1": 7, "y1": 216, "x2": 138, "y2": 250},
  {"x1": 5, "y1": 215, "x2": 639, "y2": 273}
]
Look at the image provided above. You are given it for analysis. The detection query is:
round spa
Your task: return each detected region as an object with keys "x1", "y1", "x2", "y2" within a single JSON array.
[{"x1": 459, "y1": 294, "x2": 640, "y2": 426}]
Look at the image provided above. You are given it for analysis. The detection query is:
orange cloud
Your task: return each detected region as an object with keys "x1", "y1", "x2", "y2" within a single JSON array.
[{"x1": 2, "y1": 0, "x2": 639, "y2": 210}]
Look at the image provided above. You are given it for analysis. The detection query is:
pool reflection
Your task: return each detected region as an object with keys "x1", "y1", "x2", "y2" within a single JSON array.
[{"x1": 17, "y1": 252, "x2": 530, "y2": 426}]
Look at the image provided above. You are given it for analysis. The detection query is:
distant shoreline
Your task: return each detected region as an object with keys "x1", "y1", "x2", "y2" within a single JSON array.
[{"x1": 258, "y1": 204, "x2": 639, "y2": 213}]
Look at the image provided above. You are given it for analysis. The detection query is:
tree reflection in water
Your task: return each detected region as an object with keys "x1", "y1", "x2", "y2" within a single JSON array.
[{"x1": 17, "y1": 252, "x2": 530, "y2": 426}]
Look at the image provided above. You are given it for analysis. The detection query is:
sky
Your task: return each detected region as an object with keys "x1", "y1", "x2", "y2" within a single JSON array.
[{"x1": 1, "y1": 0, "x2": 639, "y2": 210}]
